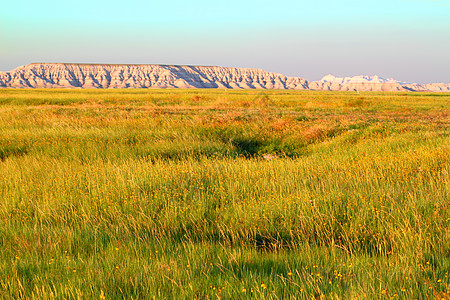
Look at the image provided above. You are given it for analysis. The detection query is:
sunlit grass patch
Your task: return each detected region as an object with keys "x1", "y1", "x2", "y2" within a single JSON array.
[{"x1": 0, "y1": 89, "x2": 448, "y2": 298}]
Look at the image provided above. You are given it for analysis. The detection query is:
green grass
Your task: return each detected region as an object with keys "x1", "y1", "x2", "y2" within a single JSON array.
[{"x1": 0, "y1": 89, "x2": 449, "y2": 299}]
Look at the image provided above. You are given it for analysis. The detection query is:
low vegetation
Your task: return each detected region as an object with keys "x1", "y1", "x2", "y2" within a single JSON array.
[{"x1": 0, "y1": 89, "x2": 448, "y2": 299}]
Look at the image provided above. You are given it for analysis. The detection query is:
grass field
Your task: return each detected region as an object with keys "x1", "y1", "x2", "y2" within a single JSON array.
[{"x1": 0, "y1": 89, "x2": 448, "y2": 299}]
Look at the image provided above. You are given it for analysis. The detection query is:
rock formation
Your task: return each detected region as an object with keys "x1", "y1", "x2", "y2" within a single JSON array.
[
  {"x1": 0, "y1": 63, "x2": 308, "y2": 90},
  {"x1": 317, "y1": 74, "x2": 401, "y2": 84},
  {"x1": 309, "y1": 74, "x2": 450, "y2": 92},
  {"x1": 0, "y1": 63, "x2": 448, "y2": 92}
]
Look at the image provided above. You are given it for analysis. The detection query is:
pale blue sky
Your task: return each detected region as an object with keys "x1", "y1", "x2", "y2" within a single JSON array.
[{"x1": 1, "y1": 0, "x2": 449, "y2": 83}]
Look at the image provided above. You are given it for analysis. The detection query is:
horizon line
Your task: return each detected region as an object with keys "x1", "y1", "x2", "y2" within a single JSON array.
[{"x1": 0, "y1": 63, "x2": 448, "y2": 85}]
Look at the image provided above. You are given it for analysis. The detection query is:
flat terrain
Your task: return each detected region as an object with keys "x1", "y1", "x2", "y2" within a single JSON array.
[{"x1": 0, "y1": 89, "x2": 448, "y2": 299}]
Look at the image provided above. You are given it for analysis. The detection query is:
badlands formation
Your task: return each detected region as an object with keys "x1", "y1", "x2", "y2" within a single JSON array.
[
  {"x1": 0, "y1": 63, "x2": 308, "y2": 90},
  {"x1": 310, "y1": 74, "x2": 450, "y2": 92},
  {"x1": 0, "y1": 63, "x2": 449, "y2": 92}
]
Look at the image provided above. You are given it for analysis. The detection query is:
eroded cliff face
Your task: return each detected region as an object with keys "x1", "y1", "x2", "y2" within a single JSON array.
[
  {"x1": 0, "y1": 63, "x2": 308, "y2": 89},
  {"x1": 0, "y1": 63, "x2": 448, "y2": 92},
  {"x1": 309, "y1": 75, "x2": 450, "y2": 92},
  {"x1": 308, "y1": 81, "x2": 408, "y2": 92}
]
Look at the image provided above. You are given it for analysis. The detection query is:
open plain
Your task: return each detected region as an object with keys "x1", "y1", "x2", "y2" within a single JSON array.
[{"x1": 0, "y1": 89, "x2": 448, "y2": 299}]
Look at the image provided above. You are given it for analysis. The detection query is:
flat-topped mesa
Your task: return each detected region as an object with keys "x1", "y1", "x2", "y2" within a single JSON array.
[
  {"x1": 1, "y1": 64, "x2": 449, "y2": 91},
  {"x1": 0, "y1": 63, "x2": 309, "y2": 89}
]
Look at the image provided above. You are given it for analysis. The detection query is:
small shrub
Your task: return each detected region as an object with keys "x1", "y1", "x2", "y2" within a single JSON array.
[
  {"x1": 0, "y1": 145, "x2": 28, "y2": 161},
  {"x1": 295, "y1": 115, "x2": 310, "y2": 122},
  {"x1": 254, "y1": 93, "x2": 272, "y2": 107},
  {"x1": 191, "y1": 95, "x2": 202, "y2": 102},
  {"x1": 302, "y1": 126, "x2": 327, "y2": 142},
  {"x1": 345, "y1": 98, "x2": 369, "y2": 107}
]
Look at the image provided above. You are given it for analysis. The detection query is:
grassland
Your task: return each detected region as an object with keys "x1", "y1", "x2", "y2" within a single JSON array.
[{"x1": 0, "y1": 89, "x2": 448, "y2": 299}]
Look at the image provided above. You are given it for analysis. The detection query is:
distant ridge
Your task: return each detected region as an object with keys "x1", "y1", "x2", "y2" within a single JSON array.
[
  {"x1": 309, "y1": 74, "x2": 450, "y2": 92},
  {"x1": 29, "y1": 62, "x2": 220, "y2": 68},
  {"x1": 318, "y1": 74, "x2": 405, "y2": 84},
  {"x1": 0, "y1": 63, "x2": 308, "y2": 89},
  {"x1": 0, "y1": 63, "x2": 449, "y2": 92}
]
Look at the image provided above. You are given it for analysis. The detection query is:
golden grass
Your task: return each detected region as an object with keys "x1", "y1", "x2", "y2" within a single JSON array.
[{"x1": 0, "y1": 88, "x2": 448, "y2": 299}]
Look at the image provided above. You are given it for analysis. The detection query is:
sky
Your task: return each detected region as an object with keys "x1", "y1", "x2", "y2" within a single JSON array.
[{"x1": 1, "y1": 0, "x2": 449, "y2": 83}]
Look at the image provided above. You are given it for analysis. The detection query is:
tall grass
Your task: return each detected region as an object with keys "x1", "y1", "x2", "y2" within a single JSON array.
[{"x1": 0, "y1": 89, "x2": 448, "y2": 299}]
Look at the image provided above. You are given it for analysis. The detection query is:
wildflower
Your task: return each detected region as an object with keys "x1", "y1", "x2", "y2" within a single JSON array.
[
  {"x1": 100, "y1": 290, "x2": 106, "y2": 299},
  {"x1": 242, "y1": 288, "x2": 246, "y2": 293},
  {"x1": 382, "y1": 288, "x2": 388, "y2": 295},
  {"x1": 288, "y1": 272, "x2": 292, "y2": 276},
  {"x1": 401, "y1": 287, "x2": 406, "y2": 292},
  {"x1": 261, "y1": 283, "x2": 267, "y2": 289}
]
